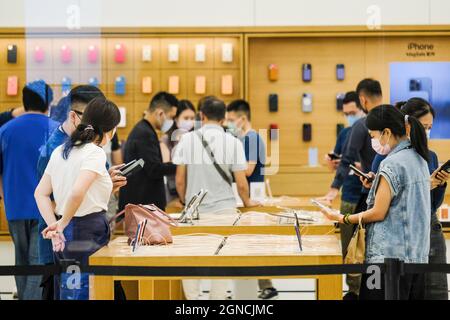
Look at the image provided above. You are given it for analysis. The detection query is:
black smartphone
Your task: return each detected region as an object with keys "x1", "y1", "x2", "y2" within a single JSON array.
[
  {"x1": 119, "y1": 159, "x2": 145, "y2": 177},
  {"x1": 302, "y1": 63, "x2": 312, "y2": 82},
  {"x1": 269, "y1": 94, "x2": 278, "y2": 112},
  {"x1": 7, "y1": 44, "x2": 17, "y2": 64},
  {"x1": 302, "y1": 123, "x2": 312, "y2": 142},
  {"x1": 349, "y1": 164, "x2": 373, "y2": 182},
  {"x1": 336, "y1": 64, "x2": 345, "y2": 80},
  {"x1": 328, "y1": 152, "x2": 341, "y2": 160},
  {"x1": 438, "y1": 160, "x2": 450, "y2": 173}
]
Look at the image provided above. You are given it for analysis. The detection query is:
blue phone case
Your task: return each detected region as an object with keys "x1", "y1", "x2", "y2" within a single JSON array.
[
  {"x1": 336, "y1": 64, "x2": 345, "y2": 80},
  {"x1": 302, "y1": 64, "x2": 312, "y2": 82},
  {"x1": 115, "y1": 76, "x2": 126, "y2": 95},
  {"x1": 88, "y1": 77, "x2": 99, "y2": 87},
  {"x1": 61, "y1": 77, "x2": 72, "y2": 94}
]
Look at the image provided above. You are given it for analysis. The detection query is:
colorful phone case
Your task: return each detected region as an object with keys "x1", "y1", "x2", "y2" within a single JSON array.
[
  {"x1": 303, "y1": 123, "x2": 312, "y2": 142},
  {"x1": 195, "y1": 76, "x2": 206, "y2": 94},
  {"x1": 115, "y1": 76, "x2": 126, "y2": 95},
  {"x1": 142, "y1": 76, "x2": 152, "y2": 94},
  {"x1": 336, "y1": 64, "x2": 345, "y2": 81},
  {"x1": 269, "y1": 94, "x2": 278, "y2": 112},
  {"x1": 221, "y1": 75, "x2": 233, "y2": 95},
  {"x1": 61, "y1": 77, "x2": 72, "y2": 94},
  {"x1": 336, "y1": 93, "x2": 345, "y2": 111},
  {"x1": 7, "y1": 44, "x2": 17, "y2": 64},
  {"x1": 34, "y1": 46, "x2": 45, "y2": 63},
  {"x1": 142, "y1": 45, "x2": 152, "y2": 62},
  {"x1": 88, "y1": 45, "x2": 99, "y2": 63},
  {"x1": 88, "y1": 77, "x2": 99, "y2": 87},
  {"x1": 268, "y1": 64, "x2": 278, "y2": 81},
  {"x1": 168, "y1": 76, "x2": 179, "y2": 94},
  {"x1": 302, "y1": 63, "x2": 312, "y2": 82},
  {"x1": 114, "y1": 44, "x2": 126, "y2": 63},
  {"x1": 302, "y1": 93, "x2": 313, "y2": 112},
  {"x1": 61, "y1": 45, "x2": 72, "y2": 63},
  {"x1": 6, "y1": 76, "x2": 18, "y2": 96}
]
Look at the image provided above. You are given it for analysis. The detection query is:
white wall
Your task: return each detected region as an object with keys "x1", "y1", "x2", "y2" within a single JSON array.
[{"x1": 0, "y1": 0, "x2": 449, "y2": 28}]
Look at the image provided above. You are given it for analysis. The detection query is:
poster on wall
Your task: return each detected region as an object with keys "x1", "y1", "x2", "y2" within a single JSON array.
[{"x1": 390, "y1": 62, "x2": 450, "y2": 139}]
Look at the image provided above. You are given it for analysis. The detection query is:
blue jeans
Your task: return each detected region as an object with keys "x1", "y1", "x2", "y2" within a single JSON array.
[
  {"x1": 54, "y1": 212, "x2": 110, "y2": 300},
  {"x1": 8, "y1": 219, "x2": 42, "y2": 300}
]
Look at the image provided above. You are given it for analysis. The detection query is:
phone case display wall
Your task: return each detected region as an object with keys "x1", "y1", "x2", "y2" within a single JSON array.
[
  {"x1": 247, "y1": 36, "x2": 450, "y2": 167},
  {"x1": 0, "y1": 35, "x2": 242, "y2": 138}
]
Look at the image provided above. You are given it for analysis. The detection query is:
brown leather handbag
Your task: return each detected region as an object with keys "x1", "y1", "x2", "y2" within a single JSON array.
[{"x1": 111, "y1": 204, "x2": 178, "y2": 245}]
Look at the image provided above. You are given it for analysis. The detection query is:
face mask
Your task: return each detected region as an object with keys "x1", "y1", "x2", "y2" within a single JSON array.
[
  {"x1": 426, "y1": 129, "x2": 431, "y2": 140},
  {"x1": 346, "y1": 114, "x2": 361, "y2": 127},
  {"x1": 177, "y1": 120, "x2": 194, "y2": 131},
  {"x1": 371, "y1": 131, "x2": 391, "y2": 155},
  {"x1": 160, "y1": 113, "x2": 174, "y2": 133},
  {"x1": 227, "y1": 122, "x2": 239, "y2": 136}
]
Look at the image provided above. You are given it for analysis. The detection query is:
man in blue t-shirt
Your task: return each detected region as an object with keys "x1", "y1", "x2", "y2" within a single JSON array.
[
  {"x1": 36, "y1": 85, "x2": 105, "y2": 300},
  {"x1": 0, "y1": 80, "x2": 58, "y2": 300},
  {"x1": 226, "y1": 100, "x2": 277, "y2": 300}
]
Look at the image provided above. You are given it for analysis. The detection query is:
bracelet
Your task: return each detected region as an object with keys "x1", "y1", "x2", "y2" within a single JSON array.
[{"x1": 343, "y1": 213, "x2": 352, "y2": 225}]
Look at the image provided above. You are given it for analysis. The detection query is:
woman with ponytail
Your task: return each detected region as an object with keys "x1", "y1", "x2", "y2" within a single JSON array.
[
  {"x1": 34, "y1": 97, "x2": 121, "y2": 300},
  {"x1": 321, "y1": 104, "x2": 431, "y2": 300},
  {"x1": 365, "y1": 98, "x2": 448, "y2": 300}
]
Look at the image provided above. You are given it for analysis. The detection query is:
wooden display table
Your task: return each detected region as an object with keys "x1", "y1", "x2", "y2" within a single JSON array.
[
  {"x1": 165, "y1": 196, "x2": 326, "y2": 214},
  {"x1": 170, "y1": 210, "x2": 335, "y2": 236},
  {"x1": 90, "y1": 235, "x2": 342, "y2": 300}
]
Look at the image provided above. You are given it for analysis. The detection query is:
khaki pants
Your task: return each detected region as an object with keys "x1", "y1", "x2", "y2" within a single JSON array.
[
  {"x1": 258, "y1": 279, "x2": 273, "y2": 290},
  {"x1": 339, "y1": 200, "x2": 361, "y2": 295}
]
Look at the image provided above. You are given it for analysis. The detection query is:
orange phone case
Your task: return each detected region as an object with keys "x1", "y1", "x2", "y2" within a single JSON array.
[
  {"x1": 7, "y1": 76, "x2": 18, "y2": 96},
  {"x1": 142, "y1": 76, "x2": 152, "y2": 94},
  {"x1": 221, "y1": 75, "x2": 233, "y2": 95},
  {"x1": 168, "y1": 75, "x2": 180, "y2": 94},
  {"x1": 268, "y1": 64, "x2": 279, "y2": 81},
  {"x1": 195, "y1": 76, "x2": 206, "y2": 94}
]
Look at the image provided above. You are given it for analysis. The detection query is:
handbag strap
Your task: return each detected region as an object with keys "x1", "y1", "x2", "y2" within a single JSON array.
[
  {"x1": 195, "y1": 130, "x2": 232, "y2": 186},
  {"x1": 140, "y1": 204, "x2": 178, "y2": 227},
  {"x1": 108, "y1": 209, "x2": 125, "y2": 225},
  {"x1": 358, "y1": 212, "x2": 364, "y2": 229}
]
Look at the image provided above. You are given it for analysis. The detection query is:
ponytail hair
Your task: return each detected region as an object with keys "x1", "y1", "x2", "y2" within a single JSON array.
[
  {"x1": 366, "y1": 104, "x2": 429, "y2": 163},
  {"x1": 63, "y1": 97, "x2": 121, "y2": 159}
]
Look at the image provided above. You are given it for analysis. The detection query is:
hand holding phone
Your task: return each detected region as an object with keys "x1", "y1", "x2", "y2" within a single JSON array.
[
  {"x1": 349, "y1": 164, "x2": 374, "y2": 182},
  {"x1": 311, "y1": 199, "x2": 341, "y2": 222},
  {"x1": 119, "y1": 159, "x2": 145, "y2": 177}
]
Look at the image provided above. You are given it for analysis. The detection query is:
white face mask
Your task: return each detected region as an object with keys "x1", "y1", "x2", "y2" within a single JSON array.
[
  {"x1": 426, "y1": 129, "x2": 431, "y2": 140},
  {"x1": 160, "y1": 113, "x2": 174, "y2": 133},
  {"x1": 371, "y1": 130, "x2": 392, "y2": 155},
  {"x1": 177, "y1": 120, "x2": 194, "y2": 131}
]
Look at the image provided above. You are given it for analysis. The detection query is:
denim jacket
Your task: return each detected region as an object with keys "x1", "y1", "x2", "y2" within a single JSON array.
[{"x1": 365, "y1": 140, "x2": 430, "y2": 263}]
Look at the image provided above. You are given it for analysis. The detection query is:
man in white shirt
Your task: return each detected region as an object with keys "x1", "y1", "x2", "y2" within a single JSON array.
[
  {"x1": 172, "y1": 97, "x2": 258, "y2": 300},
  {"x1": 173, "y1": 98, "x2": 258, "y2": 213}
]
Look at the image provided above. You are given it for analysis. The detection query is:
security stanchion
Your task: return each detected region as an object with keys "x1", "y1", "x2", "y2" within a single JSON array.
[{"x1": 384, "y1": 258, "x2": 403, "y2": 300}]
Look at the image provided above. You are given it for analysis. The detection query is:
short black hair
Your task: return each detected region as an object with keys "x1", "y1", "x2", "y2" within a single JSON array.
[
  {"x1": 356, "y1": 78, "x2": 382, "y2": 98},
  {"x1": 197, "y1": 95, "x2": 217, "y2": 112},
  {"x1": 69, "y1": 85, "x2": 104, "y2": 109},
  {"x1": 22, "y1": 85, "x2": 50, "y2": 112},
  {"x1": 343, "y1": 91, "x2": 364, "y2": 112},
  {"x1": 149, "y1": 92, "x2": 179, "y2": 112},
  {"x1": 226, "y1": 99, "x2": 251, "y2": 121},
  {"x1": 200, "y1": 98, "x2": 226, "y2": 121}
]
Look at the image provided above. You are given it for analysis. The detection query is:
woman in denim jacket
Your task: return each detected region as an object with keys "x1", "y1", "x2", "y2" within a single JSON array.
[
  {"x1": 370, "y1": 99, "x2": 448, "y2": 300},
  {"x1": 321, "y1": 105, "x2": 431, "y2": 300}
]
